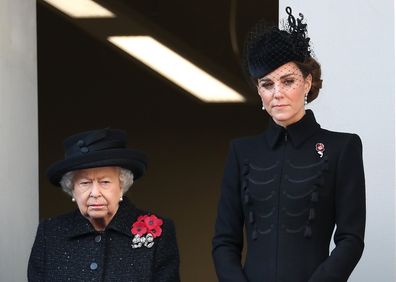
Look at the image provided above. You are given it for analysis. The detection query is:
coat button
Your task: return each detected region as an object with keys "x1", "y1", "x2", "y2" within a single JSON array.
[
  {"x1": 95, "y1": 235, "x2": 101, "y2": 243},
  {"x1": 90, "y1": 262, "x2": 98, "y2": 270}
]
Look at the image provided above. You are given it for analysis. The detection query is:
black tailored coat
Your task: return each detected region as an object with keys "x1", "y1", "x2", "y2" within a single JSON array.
[
  {"x1": 28, "y1": 198, "x2": 180, "y2": 282},
  {"x1": 212, "y1": 110, "x2": 365, "y2": 282}
]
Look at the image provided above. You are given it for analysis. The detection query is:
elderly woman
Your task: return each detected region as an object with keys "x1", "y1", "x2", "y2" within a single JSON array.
[
  {"x1": 212, "y1": 7, "x2": 365, "y2": 282},
  {"x1": 28, "y1": 128, "x2": 180, "y2": 281}
]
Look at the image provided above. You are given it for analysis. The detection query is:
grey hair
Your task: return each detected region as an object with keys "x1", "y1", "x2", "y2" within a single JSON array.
[{"x1": 59, "y1": 167, "x2": 134, "y2": 197}]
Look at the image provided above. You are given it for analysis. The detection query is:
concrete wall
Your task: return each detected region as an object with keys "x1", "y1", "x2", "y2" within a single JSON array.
[
  {"x1": 0, "y1": 0, "x2": 38, "y2": 281},
  {"x1": 280, "y1": 1, "x2": 395, "y2": 281}
]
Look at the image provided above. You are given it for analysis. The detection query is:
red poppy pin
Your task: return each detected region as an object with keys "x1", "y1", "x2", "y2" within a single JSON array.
[
  {"x1": 131, "y1": 214, "x2": 163, "y2": 248},
  {"x1": 315, "y1": 143, "x2": 325, "y2": 158}
]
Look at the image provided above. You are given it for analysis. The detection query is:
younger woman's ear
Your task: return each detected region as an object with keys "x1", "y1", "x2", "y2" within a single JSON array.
[{"x1": 305, "y1": 74, "x2": 313, "y2": 92}]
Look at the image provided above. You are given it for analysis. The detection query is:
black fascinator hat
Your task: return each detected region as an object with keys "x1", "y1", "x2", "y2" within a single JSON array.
[
  {"x1": 47, "y1": 128, "x2": 148, "y2": 186},
  {"x1": 245, "y1": 6, "x2": 312, "y2": 79}
]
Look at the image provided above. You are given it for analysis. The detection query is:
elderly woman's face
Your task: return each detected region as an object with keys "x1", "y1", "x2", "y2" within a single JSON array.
[
  {"x1": 72, "y1": 166, "x2": 123, "y2": 230},
  {"x1": 257, "y1": 62, "x2": 312, "y2": 127}
]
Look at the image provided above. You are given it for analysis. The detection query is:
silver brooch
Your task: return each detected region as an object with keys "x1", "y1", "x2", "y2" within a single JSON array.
[{"x1": 132, "y1": 234, "x2": 154, "y2": 249}]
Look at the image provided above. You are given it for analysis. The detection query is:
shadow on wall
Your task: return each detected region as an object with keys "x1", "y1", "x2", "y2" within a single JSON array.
[{"x1": 37, "y1": 2, "x2": 276, "y2": 281}]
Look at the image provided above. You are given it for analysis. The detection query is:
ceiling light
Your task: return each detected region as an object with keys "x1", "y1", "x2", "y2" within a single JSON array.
[
  {"x1": 108, "y1": 36, "x2": 246, "y2": 103},
  {"x1": 43, "y1": 0, "x2": 115, "y2": 18}
]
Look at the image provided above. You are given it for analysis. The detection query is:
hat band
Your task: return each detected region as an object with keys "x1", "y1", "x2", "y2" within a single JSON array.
[{"x1": 65, "y1": 140, "x2": 126, "y2": 157}]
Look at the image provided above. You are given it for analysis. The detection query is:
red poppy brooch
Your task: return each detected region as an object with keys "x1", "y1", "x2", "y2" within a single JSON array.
[
  {"x1": 315, "y1": 143, "x2": 325, "y2": 158},
  {"x1": 131, "y1": 214, "x2": 163, "y2": 248}
]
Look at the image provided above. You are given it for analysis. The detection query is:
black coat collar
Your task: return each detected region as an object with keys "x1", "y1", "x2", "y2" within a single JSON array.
[
  {"x1": 67, "y1": 197, "x2": 138, "y2": 238},
  {"x1": 266, "y1": 110, "x2": 321, "y2": 148}
]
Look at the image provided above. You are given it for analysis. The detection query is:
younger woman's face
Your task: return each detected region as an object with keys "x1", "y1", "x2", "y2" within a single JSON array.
[{"x1": 257, "y1": 62, "x2": 312, "y2": 127}]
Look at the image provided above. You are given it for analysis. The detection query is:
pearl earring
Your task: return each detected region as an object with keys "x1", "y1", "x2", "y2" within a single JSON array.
[
  {"x1": 119, "y1": 197, "x2": 123, "y2": 202},
  {"x1": 304, "y1": 95, "x2": 308, "y2": 105},
  {"x1": 261, "y1": 106, "x2": 265, "y2": 111},
  {"x1": 72, "y1": 197, "x2": 76, "y2": 202}
]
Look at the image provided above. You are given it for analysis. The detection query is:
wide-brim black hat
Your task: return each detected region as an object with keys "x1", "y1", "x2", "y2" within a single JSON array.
[{"x1": 47, "y1": 128, "x2": 148, "y2": 186}]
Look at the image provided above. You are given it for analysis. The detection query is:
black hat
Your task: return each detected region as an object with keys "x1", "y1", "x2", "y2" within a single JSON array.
[
  {"x1": 47, "y1": 128, "x2": 148, "y2": 186},
  {"x1": 245, "y1": 6, "x2": 311, "y2": 78}
]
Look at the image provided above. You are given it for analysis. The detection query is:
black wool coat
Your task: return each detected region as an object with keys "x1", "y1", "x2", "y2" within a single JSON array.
[
  {"x1": 28, "y1": 198, "x2": 180, "y2": 282},
  {"x1": 212, "y1": 110, "x2": 366, "y2": 282}
]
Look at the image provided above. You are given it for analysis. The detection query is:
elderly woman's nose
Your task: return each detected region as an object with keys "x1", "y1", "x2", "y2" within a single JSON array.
[{"x1": 90, "y1": 181, "x2": 101, "y2": 196}]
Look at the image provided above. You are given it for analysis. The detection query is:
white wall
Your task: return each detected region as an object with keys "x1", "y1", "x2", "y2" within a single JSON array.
[
  {"x1": 280, "y1": 1, "x2": 395, "y2": 281},
  {"x1": 0, "y1": 0, "x2": 38, "y2": 281}
]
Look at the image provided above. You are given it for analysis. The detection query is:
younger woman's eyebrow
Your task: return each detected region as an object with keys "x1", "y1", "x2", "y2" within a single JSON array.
[
  {"x1": 279, "y1": 73, "x2": 297, "y2": 79},
  {"x1": 259, "y1": 72, "x2": 297, "y2": 82}
]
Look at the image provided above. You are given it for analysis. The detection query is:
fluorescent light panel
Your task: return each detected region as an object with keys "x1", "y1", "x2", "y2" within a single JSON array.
[
  {"x1": 43, "y1": 0, "x2": 115, "y2": 18},
  {"x1": 108, "y1": 36, "x2": 246, "y2": 103}
]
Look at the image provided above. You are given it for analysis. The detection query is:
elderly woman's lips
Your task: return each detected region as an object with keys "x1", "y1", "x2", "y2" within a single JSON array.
[{"x1": 88, "y1": 204, "x2": 106, "y2": 209}]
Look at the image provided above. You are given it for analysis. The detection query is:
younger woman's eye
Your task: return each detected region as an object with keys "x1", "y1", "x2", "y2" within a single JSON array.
[
  {"x1": 259, "y1": 81, "x2": 273, "y2": 90},
  {"x1": 283, "y1": 79, "x2": 295, "y2": 86}
]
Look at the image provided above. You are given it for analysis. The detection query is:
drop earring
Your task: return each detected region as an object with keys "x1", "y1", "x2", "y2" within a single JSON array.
[
  {"x1": 304, "y1": 95, "x2": 308, "y2": 106},
  {"x1": 119, "y1": 196, "x2": 123, "y2": 202}
]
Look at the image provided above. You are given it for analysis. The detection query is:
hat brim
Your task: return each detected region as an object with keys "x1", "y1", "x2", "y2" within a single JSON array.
[{"x1": 47, "y1": 149, "x2": 148, "y2": 186}]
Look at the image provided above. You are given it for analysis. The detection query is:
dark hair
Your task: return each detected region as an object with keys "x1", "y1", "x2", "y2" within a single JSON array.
[{"x1": 294, "y1": 57, "x2": 322, "y2": 103}]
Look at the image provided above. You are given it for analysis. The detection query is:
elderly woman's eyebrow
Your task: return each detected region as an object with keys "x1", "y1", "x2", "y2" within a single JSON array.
[{"x1": 74, "y1": 175, "x2": 91, "y2": 180}]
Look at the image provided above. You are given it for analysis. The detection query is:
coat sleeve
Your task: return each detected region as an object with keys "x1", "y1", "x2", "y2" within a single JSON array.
[
  {"x1": 153, "y1": 219, "x2": 180, "y2": 282},
  {"x1": 212, "y1": 142, "x2": 248, "y2": 282},
  {"x1": 28, "y1": 220, "x2": 46, "y2": 281},
  {"x1": 309, "y1": 134, "x2": 366, "y2": 282}
]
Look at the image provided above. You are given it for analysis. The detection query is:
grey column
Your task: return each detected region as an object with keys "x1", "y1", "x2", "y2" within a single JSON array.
[{"x1": 0, "y1": 0, "x2": 38, "y2": 281}]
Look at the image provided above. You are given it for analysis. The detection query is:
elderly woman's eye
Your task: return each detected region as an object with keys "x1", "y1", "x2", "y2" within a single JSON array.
[{"x1": 78, "y1": 181, "x2": 91, "y2": 188}]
